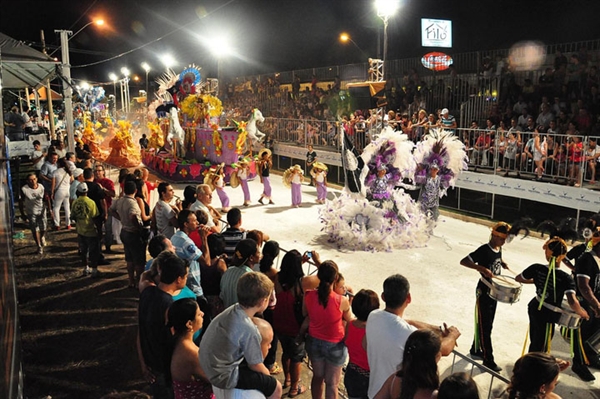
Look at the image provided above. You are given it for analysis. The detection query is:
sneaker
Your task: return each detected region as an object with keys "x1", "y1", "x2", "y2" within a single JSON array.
[
  {"x1": 83, "y1": 266, "x2": 92, "y2": 276},
  {"x1": 91, "y1": 269, "x2": 102, "y2": 278},
  {"x1": 573, "y1": 363, "x2": 596, "y2": 381},
  {"x1": 41, "y1": 237, "x2": 47, "y2": 247},
  {"x1": 483, "y1": 360, "x2": 502, "y2": 372},
  {"x1": 66, "y1": 225, "x2": 72, "y2": 230},
  {"x1": 37, "y1": 246, "x2": 43, "y2": 255}
]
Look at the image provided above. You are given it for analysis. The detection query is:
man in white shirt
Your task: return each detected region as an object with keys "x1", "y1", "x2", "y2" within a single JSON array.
[
  {"x1": 190, "y1": 184, "x2": 221, "y2": 233},
  {"x1": 366, "y1": 274, "x2": 461, "y2": 399},
  {"x1": 21, "y1": 172, "x2": 47, "y2": 254},
  {"x1": 153, "y1": 182, "x2": 180, "y2": 239},
  {"x1": 31, "y1": 140, "x2": 45, "y2": 171}
]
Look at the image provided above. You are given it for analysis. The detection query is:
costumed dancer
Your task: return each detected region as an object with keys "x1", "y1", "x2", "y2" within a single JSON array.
[
  {"x1": 257, "y1": 148, "x2": 274, "y2": 205},
  {"x1": 459, "y1": 220, "x2": 530, "y2": 372},
  {"x1": 236, "y1": 158, "x2": 252, "y2": 207},
  {"x1": 212, "y1": 163, "x2": 230, "y2": 213},
  {"x1": 310, "y1": 162, "x2": 328, "y2": 204},
  {"x1": 283, "y1": 165, "x2": 304, "y2": 208},
  {"x1": 515, "y1": 220, "x2": 590, "y2": 381},
  {"x1": 571, "y1": 225, "x2": 600, "y2": 381},
  {"x1": 413, "y1": 128, "x2": 468, "y2": 222},
  {"x1": 319, "y1": 127, "x2": 431, "y2": 251}
]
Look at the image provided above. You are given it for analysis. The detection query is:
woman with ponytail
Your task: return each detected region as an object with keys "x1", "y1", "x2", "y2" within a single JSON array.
[
  {"x1": 303, "y1": 261, "x2": 351, "y2": 399},
  {"x1": 167, "y1": 298, "x2": 214, "y2": 399},
  {"x1": 515, "y1": 220, "x2": 590, "y2": 381},
  {"x1": 374, "y1": 330, "x2": 441, "y2": 399}
]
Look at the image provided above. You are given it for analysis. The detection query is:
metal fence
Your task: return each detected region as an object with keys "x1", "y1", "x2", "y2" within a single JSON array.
[{"x1": 458, "y1": 128, "x2": 595, "y2": 186}]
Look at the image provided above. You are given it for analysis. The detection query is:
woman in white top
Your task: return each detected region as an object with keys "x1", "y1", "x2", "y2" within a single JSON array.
[{"x1": 51, "y1": 158, "x2": 74, "y2": 230}]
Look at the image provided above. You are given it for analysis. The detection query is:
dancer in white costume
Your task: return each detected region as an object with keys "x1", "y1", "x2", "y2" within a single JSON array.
[{"x1": 319, "y1": 128, "x2": 431, "y2": 251}]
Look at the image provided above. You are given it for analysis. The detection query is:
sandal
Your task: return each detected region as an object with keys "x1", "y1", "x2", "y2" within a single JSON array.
[
  {"x1": 269, "y1": 362, "x2": 282, "y2": 375},
  {"x1": 288, "y1": 383, "x2": 306, "y2": 398}
]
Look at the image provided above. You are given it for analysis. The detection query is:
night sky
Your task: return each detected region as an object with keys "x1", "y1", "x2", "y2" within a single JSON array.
[{"x1": 2, "y1": 0, "x2": 599, "y2": 85}]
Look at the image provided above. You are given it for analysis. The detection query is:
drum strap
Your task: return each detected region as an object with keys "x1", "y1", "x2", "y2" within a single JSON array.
[
  {"x1": 479, "y1": 277, "x2": 493, "y2": 291},
  {"x1": 535, "y1": 295, "x2": 564, "y2": 313}
]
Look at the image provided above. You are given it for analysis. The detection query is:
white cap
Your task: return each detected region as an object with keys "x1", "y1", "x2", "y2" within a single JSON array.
[
  {"x1": 73, "y1": 168, "x2": 84, "y2": 178},
  {"x1": 77, "y1": 182, "x2": 88, "y2": 193},
  {"x1": 442, "y1": 108, "x2": 449, "y2": 115}
]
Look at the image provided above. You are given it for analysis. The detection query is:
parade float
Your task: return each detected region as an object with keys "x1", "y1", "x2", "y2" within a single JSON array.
[{"x1": 140, "y1": 65, "x2": 260, "y2": 182}]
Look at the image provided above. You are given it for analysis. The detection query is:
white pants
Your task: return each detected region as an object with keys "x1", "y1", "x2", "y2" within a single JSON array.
[{"x1": 53, "y1": 188, "x2": 70, "y2": 228}]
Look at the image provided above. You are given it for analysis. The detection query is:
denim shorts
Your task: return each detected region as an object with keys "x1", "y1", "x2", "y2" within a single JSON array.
[{"x1": 306, "y1": 335, "x2": 348, "y2": 367}]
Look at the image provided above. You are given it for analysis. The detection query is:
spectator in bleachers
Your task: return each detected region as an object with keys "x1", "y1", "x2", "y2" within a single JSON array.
[
  {"x1": 517, "y1": 108, "x2": 532, "y2": 129},
  {"x1": 438, "y1": 108, "x2": 457, "y2": 131},
  {"x1": 222, "y1": 208, "x2": 247, "y2": 259},
  {"x1": 536, "y1": 103, "x2": 554, "y2": 130},
  {"x1": 220, "y1": 239, "x2": 261, "y2": 308}
]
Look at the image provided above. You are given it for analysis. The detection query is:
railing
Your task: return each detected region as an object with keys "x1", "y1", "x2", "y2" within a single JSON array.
[
  {"x1": 448, "y1": 350, "x2": 510, "y2": 399},
  {"x1": 458, "y1": 128, "x2": 594, "y2": 186}
]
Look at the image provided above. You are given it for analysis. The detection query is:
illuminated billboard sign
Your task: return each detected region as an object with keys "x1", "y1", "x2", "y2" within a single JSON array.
[
  {"x1": 421, "y1": 18, "x2": 452, "y2": 48},
  {"x1": 421, "y1": 52, "x2": 453, "y2": 71}
]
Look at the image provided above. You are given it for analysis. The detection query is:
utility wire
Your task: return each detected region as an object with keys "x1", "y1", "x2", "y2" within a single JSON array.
[{"x1": 72, "y1": 0, "x2": 236, "y2": 69}]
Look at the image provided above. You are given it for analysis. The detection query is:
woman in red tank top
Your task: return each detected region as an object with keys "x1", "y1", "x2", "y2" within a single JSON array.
[{"x1": 303, "y1": 261, "x2": 351, "y2": 399}]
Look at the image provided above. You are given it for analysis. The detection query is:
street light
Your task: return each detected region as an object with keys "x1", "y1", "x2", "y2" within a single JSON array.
[
  {"x1": 141, "y1": 62, "x2": 151, "y2": 106},
  {"x1": 339, "y1": 32, "x2": 369, "y2": 59},
  {"x1": 54, "y1": 18, "x2": 105, "y2": 152},
  {"x1": 160, "y1": 54, "x2": 176, "y2": 69},
  {"x1": 208, "y1": 37, "x2": 233, "y2": 98},
  {"x1": 375, "y1": 0, "x2": 399, "y2": 77}
]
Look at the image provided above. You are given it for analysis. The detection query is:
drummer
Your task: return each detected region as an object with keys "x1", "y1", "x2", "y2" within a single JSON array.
[
  {"x1": 514, "y1": 228, "x2": 589, "y2": 380},
  {"x1": 573, "y1": 227, "x2": 600, "y2": 381},
  {"x1": 459, "y1": 221, "x2": 525, "y2": 372}
]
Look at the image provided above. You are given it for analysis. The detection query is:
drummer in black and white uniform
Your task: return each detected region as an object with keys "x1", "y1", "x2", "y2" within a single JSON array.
[
  {"x1": 516, "y1": 235, "x2": 588, "y2": 359},
  {"x1": 573, "y1": 229, "x2": 600, "y2": 381},
  {"x1": 459, "y1": 222, "x2": 511, "y2": 372}
]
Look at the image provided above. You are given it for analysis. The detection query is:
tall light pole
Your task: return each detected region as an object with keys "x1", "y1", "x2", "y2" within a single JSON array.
[
  {"x1": 54, "y1": 19, "x2": 104, "y2": 152},
  {"x1": 120, "y1": 67, "x2": 131, "y2": 114},
  {"x1": 109, "y1": 72, "x2": 118, "y2": 117},
  {"x1": 208, "y1": 37, "x2": 233, "y2": 98},
  {"x1": 375, "y1": 0, "x2": 399, "y2": 77},
  {"x1": 141, "y1": 62, "x2": 151, "y2": 106}
]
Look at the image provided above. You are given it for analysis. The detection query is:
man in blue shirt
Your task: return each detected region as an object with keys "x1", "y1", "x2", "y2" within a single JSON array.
[{"x1": 171, "y1": 209, "x2": 212, "y2": 334}]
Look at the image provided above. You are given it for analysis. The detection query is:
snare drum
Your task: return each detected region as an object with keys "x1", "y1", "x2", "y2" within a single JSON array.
[
  {"x1": 557, "y1": 309, "x2": 582, "y2": 329},
  {"x1": 488, "y1": 276, "x2": 522, "y2": 304},
  {"x1": 587, "y1": 329, "x2": 600, "y2": 356}
]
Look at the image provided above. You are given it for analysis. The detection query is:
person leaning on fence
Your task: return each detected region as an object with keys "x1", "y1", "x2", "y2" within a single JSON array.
[
  {"x1": 199, "y1": 272, "x2": 283, "y2": 399},
  {"x1": 366, "y1": 274, "x2": 460, "y2": 399}
]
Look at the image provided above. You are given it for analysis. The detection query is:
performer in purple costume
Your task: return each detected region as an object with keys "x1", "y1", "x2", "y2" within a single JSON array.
[
  {"x1": 237, "y1": 159, "x2": 251, "y2": 206},
  {"x1": 258, "y1": 148, "x2": 274, "y2": 205}
]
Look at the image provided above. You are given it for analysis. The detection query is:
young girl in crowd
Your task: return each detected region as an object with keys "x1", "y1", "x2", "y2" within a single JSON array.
[
  {"x1": 310, "y1": 162, "x2": 328, "y2": 204},
  {"x1": 568, "y1": 135, "x2": 583, "y2": 186},
  {"x1": 258, "y1": 148, "x2": 274, "y2": 205},
  {"x1": 167, "y1": 298, "x2": 214, "y2": 399},
  {"x1": 284, "y1": 165, "x2": 304, "y2": 208},
  {"x1": 344, "y1": 290, "x2": 380, "y2": 399}
]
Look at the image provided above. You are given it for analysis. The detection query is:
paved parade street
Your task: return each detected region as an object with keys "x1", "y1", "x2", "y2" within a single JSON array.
[{"x1": 169, "y1": 172, "x2": 600, "y2": 399}]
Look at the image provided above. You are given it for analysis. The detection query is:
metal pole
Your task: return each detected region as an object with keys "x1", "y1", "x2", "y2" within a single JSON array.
[
  {"x1": 56, "y1": 29, "x2": 75, "y2": 152},
  {"x1": 382, "y1": 17, "x2": 389, "y2": 78}
]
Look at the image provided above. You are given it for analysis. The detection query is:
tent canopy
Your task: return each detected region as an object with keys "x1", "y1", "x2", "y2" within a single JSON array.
[
  {"x1": 0, "y1": 32, "x2": 58, "y2": 89},
  {"x1": 28, "y1": 86, "x2": 62, "y2": 101}
]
